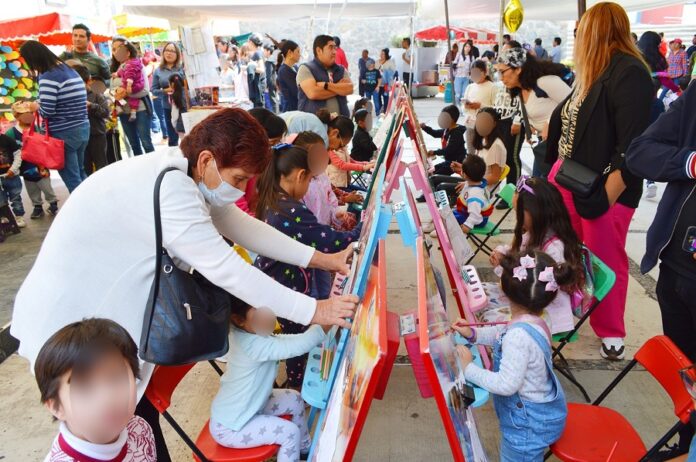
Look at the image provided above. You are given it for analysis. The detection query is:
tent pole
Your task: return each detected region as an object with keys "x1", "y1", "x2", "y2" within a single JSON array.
[
  {"x1": 499, "y1": 0, "x2": 505, "y2": 51},
  {"x1": 578, "y1": 0, "x2": 587, "y2": 18},
  {"x1": 444, "y1": 0, "x2": 452, "y2": 63}
]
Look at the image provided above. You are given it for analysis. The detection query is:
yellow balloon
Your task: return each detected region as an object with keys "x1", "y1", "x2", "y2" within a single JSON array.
[{"x1": 503, "y1": 0, "x2": 524, "y2": 33}]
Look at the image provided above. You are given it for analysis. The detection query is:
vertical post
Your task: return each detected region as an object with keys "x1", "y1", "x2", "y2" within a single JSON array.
[
  {"x1": 499, "y1": 0, "x2": 505, "y2": 51},
  {"x1": 444, "y1": 0, "x2": 452, "y2": 63},
  {"x1": 578, "y1": 0, "x2": 587, "y2": 19}
]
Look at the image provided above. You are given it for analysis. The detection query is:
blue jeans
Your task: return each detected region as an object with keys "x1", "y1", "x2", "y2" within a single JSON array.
[
  {"x1": 119, "y1": 112, "x2": 155, "y2": 155},
  {"x1": 1, "y1": 175, "x2": 24, "y2": 216},
  {"x1": 152, "y1": 97, "x2": 168, "y2": 137},
  {"x1": 53, "y1": 124, "x2": 90, "y2": 192},
  {"x1": 454, "y1": 77, "x2": 470, "y2": 108},
  {"x1": 493, "y1": 322, "x2": 567, "y2": 461},
  {"x1": 379, "y1": 87, "x2": 389, "y2": 114},
  {"x1": 365, "y1": 89, "x2": 381, "y2": 115},
  {"x1": 163, "y1": 108, "x2": 179, "y2": 146}
]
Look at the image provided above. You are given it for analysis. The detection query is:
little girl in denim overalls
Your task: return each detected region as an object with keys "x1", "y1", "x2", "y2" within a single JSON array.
[{"x1": 454, "y1": 250, "x2": 576, "y2": 461}]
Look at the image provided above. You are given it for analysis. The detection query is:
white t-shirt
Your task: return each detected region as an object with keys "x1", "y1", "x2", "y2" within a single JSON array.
[
  {"x1": 462, "y1": 80, "x2": 497, "y2": 127},
  {"x1": 453, "y1": 54, "x2": 474, "y2": 79},
  {"x1": 523, "y1": 75, "x2": 571, "y2": 132},
  {"x1": 476, "y1": 137, "x2": 507, "y2": 169}
]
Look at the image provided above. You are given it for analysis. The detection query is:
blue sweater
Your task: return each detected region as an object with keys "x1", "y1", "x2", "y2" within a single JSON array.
[
  {"x1": 38, "y1": 64, "x2": 88, "y2": 133},
  {"x1": 151, "y1": 66, "x2": 185, "y2": 110},
  {"x1": 277, "y1": 63, "x2": 299, "y2": 112},
  {"x1": 210, "y1": 325, "x2": 326, "y2": 431},
  {"x1": 626, "y1": 82, "x2": 696, "y2": 274}
]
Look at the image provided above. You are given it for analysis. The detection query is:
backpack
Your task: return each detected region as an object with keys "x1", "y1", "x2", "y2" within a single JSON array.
[{"x1": 571, "y1": 245, "x2": 595, "y2": 318}]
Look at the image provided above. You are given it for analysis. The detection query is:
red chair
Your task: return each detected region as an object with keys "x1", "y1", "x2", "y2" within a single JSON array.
[
  {"x1": 145, "y1": 363, "x2": 282, "y2": 462},
  {"x1": 549, "y1": 336, "x2": 694, "y2": 462}
]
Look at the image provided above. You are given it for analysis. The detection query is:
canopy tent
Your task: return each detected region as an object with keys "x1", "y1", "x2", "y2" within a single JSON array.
[
  {"x1": 113, "y1": 13, "x2": 171, "y2": 38},
  {"x1": 0, "y1": 13, "x2": 112, "y2": 46},
  {"x1": 415, "y1": 26, "x2": 497, "y2": 44},
  {"x1": 418, "y1": 0, "x2": 687, "y2": 20}
]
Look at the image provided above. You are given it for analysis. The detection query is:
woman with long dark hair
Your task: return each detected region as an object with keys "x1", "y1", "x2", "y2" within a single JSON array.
[
  {"x1": 152, "y1": 42, "x2": 186, "y2": 146},
  {"x1": 277, "y1": 40, "x2": 301, "y2": 112},
  {"x1": 377, "y1": 48, "x2": 397, "y2": 114},
  {"x1": 20, "y1": 40, "x2": 89, "y2": 193},
  {"x1": 452, "y1": 42, "x2": 475, "y2": 109}
]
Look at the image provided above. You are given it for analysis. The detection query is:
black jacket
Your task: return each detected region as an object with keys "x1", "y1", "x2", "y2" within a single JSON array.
[
  {"x1": 422, "y1": 124, "x2": 467, "y2": 163},
  {"x1": 351, "y1": 126, "x2": 377, "y2": 162},
  {"x1": 546, "y1": 52, "x2": 653, "y2": 219}
]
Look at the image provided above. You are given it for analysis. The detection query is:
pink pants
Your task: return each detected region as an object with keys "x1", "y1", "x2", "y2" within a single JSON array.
[{"x1": 549, "y1": 160, "x2": 635, "y2": 338}]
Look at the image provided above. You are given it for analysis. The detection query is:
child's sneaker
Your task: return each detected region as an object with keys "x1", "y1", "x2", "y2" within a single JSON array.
[
  {"x1": 128, "y1": 112, "x2": 137, "y2": 122},
  {"x1": 48, "y1": 202, "x2": 58, "y2": 216},
  {"x1": 600, "y1": 337, "x2": 625, "y2": 361},
  {"x1": 15, "y1": 216, "x2": 26, "y2": 228},
  {"x1": 31, "y1": 206, "x2": 45, "y2": 219}
]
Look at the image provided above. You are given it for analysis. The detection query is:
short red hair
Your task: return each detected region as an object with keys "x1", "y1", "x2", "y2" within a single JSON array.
[{"x1": 180, "y1": 108, "x2": 270, "y2": 175}]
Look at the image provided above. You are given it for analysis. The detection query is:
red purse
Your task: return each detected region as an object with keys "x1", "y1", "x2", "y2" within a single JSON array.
[{"x1": 21, "y1": 112, "x2": 65, "y2": 170}]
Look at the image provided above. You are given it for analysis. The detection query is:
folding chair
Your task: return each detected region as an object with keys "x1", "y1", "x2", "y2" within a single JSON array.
[
  {"x1": 552, "y1": 253, "x2": 616, "y2": 403},
  {"x1": 349, "y1": 171, "x2": 370, "y2": 190},
  {"x1": 145, "y1": 364, "x2": 287, "y2": 462},
  {"x1": 464, "y1": 183, "x2": 516, "y2": 265},
  {"x1": 547, "y1": 335, "x2": 694, "y2": 462}
]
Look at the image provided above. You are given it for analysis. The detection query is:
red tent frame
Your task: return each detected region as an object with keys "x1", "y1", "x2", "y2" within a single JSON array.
[
  {"x1": 0, "y1": 13, "x2": 111, "y2": 46},
  {"x1": 415, "y1": 25, "x2": 497, "y2": 45}
]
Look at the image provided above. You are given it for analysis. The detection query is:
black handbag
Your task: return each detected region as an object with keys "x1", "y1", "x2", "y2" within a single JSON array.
[
  {"x1": 554, "y1": 158, "x2": 606, "y2": 199},
  {"x1": 139, "y1": 167, "x2": 232, "y2": 365}
]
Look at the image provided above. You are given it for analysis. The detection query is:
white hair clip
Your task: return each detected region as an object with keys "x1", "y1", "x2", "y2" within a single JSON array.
[{"x1": 538, "y1": 266, "x2": 559, "y2": 292}]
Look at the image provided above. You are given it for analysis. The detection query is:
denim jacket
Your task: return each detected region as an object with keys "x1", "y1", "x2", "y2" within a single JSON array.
[{"x1": 626, "y1": 83, "x2": 696, "y2": 274}]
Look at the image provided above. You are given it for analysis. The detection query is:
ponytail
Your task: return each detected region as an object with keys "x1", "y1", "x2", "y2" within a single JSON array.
[
  {"x1": 255, "y1": 145, "x2": 310, "y2": 219},
  {"x1": 315, "y1": 108, "x2": 355, "y2": 141},
  {"x1": 169, "y1": 74, "x2": 186, "y2": 110}
]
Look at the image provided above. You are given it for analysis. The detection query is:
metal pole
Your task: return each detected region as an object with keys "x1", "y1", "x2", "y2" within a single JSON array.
[
  {"x1": 578, "y1": 0, "x2": 587, "y2": 19},
  {"x1": 499, "y1": 0, "x2": 505, "y2": 52},
  {"x1": 444, "y1": 0, "x2": 452, "y2": 63}
]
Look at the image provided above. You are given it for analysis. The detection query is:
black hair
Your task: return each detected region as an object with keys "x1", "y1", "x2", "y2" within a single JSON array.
[
  {"x1": 281, "y1": 40, "x2": 299, "y2": 58},
  {"x1": 534, "y1": 38, "x2": 542, "y2": 46},
  {"x1": 263, "y1": 42, "x2": 275, "y2": 52},
  {"x1": 34, "y1": 318, "x2": 140, "y2": 409},
  {"x1": 293, "y1": 131, "x2": 325, "y2": 150},
  {"x1": 0, "y1": 133, "x2": 20, "y2": 154},
  {"x1": 512, "y1": 177, "x2": 585, "y2": 288},
  {"x1": 482, "y1": 50, "x2": 496, "y2": 60},
  {"x1": 472, "y1": 107, "x2": 502, "y2": 151},
  {"x1": 461, "y1": 41, "x2": 475, "y2": 58},
  {"x1": 160, "y1": 42, "x2": 182, "y2": 69},
  {"x1": 313, "y1": 35, "x2": 334, "y2": 57},
  {"x1": 517, "y1": 54, "x2": 570, "y2": 91},
  {"x1": 441, "y1": 104, "x2": 460, "y2": 123},
  {"x1": 503, "y1": 34, "x2": 511, "y2": 41},
  {"x1": 70, "y1": 63, "x2": 90, "y2": 83},
  {"x1": 72, "y1": 23, "x2": 91, "y2": 40},
  {"x1": 508, "y1": 40, "x2": 522, "y2": 48},
  {"x1": 255, "y1": 145, "x2": 310, "y2": 219},
  {"x1": 638, "y1": 31, "x2": 668, "y2": 73},
  {"x1": 354, "y1": 108, "x2": 369, "y2": 124},
  {"x1": 471, "y1": 59, "x2": 492, "y2": 81},
  {"x1": 382, "y1": 48, "x2": 391, "y2": 60},
  {"x1": 461, "y1": 154, "x2": 486, "y2": 182},
  {"x1": 499, "y1": 251, "x2": 577, "y2": 314},
  {"x1": 333, "y1": 36, "x2": 342, "y2": 47},
  {"x1": 248, "y1": 107, "x2": 288, "y2": 139},
  {"x1": 169, "y1": 74, "x2": 186, "y2": 111},
  {"x1": 352, "y1": 97, "x2": 370, "y2": 116},
  {"x1": 19, "y1": 40, "x2": 62, "y2": 75},
  {"x1": 316, "y1": 109, "x2": 355, "y2": 140},
  {"x1": 403, "y1": 37, "x2": 411, "y2": 46},
  {"x1": 553, "y1": 37, "x2": 562, "y2": 45},
  {"x1": 229, "y1": 295, "x2": 253, "y2": 328}
]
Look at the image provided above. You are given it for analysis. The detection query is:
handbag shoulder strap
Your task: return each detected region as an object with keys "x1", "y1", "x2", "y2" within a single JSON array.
[
  {"x1": 153, "y1": 167, "x2": 180, "y2": 257},
  {"x1": 517, "y1": 94, "x2": 533, "y2": 142}
]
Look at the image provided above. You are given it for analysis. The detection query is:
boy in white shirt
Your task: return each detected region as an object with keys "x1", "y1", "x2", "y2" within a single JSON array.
[{"x1": 454, "y1": 155, "x2": 492, "y2": 233}]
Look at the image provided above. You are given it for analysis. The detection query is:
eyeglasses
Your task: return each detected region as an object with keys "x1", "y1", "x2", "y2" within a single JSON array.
[
  {"x1": 516, "y1": 175, "x2": 536, "y2": 195},
  {"x1": 680, "y1": 365, "x2": 696, "y2": 400},
  {"x1": 498, "y1": 67, "x2": 513, "y2": 76}
]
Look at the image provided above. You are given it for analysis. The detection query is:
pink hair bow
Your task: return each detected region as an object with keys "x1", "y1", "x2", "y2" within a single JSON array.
[
  {"x1": 520, "y1": 254, "x2": 536, "y2": 269},
  {"x1": 512, "y1": 266, "x2": 528, "y2": 281},
  {"x1": 539, "y1": 266, "x2": 559, "y2": 292}
]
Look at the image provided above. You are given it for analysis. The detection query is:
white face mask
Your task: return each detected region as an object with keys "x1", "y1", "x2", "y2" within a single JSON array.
[{"x1": 197, "y1": 159, "x2": 245, "y2": 207}]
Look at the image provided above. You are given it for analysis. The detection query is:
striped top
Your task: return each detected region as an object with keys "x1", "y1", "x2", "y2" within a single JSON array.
[{"x1": 38, "y1": 64, "x2": 88, "y2": 133}]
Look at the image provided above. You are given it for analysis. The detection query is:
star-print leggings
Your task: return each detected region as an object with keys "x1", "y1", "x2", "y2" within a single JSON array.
[
  {"x1": 210, "y1": 389, "x2": 310, "y2": 462},
  {"x1": 278, "y1": 318, "x2": 309, "y2": 388}
]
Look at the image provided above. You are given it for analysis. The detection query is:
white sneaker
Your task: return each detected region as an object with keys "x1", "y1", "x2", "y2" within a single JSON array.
[
  {"x1": 15, "y1": 216, "x2": 26, "y2": 228},
  {"x1": 422, "y1": 222, "x2": 435, "y2": 234},
  {"x1": 645, "y1": 183, "x2": 657, "y2": 199},
  {"x1": 600, "y1": 337, "x2": 625, "y2": 361},
  {"x1": 430, "y1": 230, "x2": 439, "y2": 238}
]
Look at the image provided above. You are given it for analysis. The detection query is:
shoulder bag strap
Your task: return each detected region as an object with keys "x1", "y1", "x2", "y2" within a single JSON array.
[
  {"x1": 153, "y1": 167, "x2": 180, "y2": 259},
  {"x1": 517, "y1": 94, "x2": 533, "y2": 143}
]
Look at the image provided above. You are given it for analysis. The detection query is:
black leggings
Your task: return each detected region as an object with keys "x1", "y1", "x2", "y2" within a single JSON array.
[
  {"x1": 135, "y1": 395, "x2": 172, "y2": 462},
  {"x1": 498, "y1": 118, "x2": 523, "y2": 185}
]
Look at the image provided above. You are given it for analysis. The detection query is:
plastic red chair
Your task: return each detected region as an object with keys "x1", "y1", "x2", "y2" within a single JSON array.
[
  {"x1": 145, "y1": 364, "x2": 282, "y2": 462},
  {"x1": 549, "y1": 335, "x2": 694, "y2": 462}
]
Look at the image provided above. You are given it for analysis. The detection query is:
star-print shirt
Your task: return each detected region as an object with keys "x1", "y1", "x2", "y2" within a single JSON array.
[
  {"x1": 45, "y1": 416, "x2": 156, "y2": 462},
  {"x1": 255, "y1": 196, "x2": 362, "y2": 294}
]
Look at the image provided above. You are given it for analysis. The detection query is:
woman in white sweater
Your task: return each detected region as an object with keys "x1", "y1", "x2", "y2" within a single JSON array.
[{"x1": 11, "y1": 108, "x2": 356, "y2": 461}]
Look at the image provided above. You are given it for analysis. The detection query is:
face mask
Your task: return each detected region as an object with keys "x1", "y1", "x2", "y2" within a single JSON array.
[
  {"x1": 437, "y1": 112, "x2": 453, "y2": 130},
  {"x1": 198, "y1": 159, "x2": 245, "y2": 207}
]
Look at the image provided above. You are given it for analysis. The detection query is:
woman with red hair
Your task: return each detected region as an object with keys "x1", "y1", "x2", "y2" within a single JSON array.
[{"x1": 11, "y1": 108, "x2": 358, "y2": 461}]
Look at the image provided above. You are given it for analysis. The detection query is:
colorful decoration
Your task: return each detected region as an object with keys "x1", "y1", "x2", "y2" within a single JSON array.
[
  {"x1": 503, "y1": 0, "x2": 525, "y2": 33},
  {"x1": 0, "y1": 42, "x2": 35, "y2": 121}
]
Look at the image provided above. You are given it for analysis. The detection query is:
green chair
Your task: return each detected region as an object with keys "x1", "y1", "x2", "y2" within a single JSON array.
[
  {"x1": 552, "y1": 252, "x2": 616, "y2": 402},
  {"x1": 465, "y1": 183, "x2": 516, "y2": 265}
]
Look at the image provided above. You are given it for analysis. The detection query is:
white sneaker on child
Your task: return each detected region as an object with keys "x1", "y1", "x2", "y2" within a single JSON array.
[
  {"x1": 422, "y1": 222, "x2": 435, "y2": 234},
  {"x1": 645, "y1": 182, "x2": 657, "y2": 199},
  {"x1": 15, "y1": 216, "x2": 26, "y2": 228}
]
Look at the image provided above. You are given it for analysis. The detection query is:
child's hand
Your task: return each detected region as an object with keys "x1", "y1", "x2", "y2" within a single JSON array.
[
  {"x1": 363, "y1": 161, "x2": 376, "y2": 172},
  {"x1": 344, "y1": 192, "x2": 362, "y2": 203},
  {"x1": 426, "y1": 150, "x2": 435, "y2": 158},
  {"x1": 456, "y1": 344, "x2": 474, "y2": 368},
  {"x1": 490, "y1": 251, "x2": 504, "y2": 267},
  {"x1": 451, "y1": 320, "x2": 473, "y2": 339},
  {"x1": 450, "y1": 161, "x2": 462, "y2": 175},
  {"x1": 460, "y1": 224, "x2": 470, "y2": 234},
  {"x1": 420, "y1": 123, "x2": 426, "y2": 129},
  {"x1": 455, "y1": 182, "x2": 465, "y2": 194}
]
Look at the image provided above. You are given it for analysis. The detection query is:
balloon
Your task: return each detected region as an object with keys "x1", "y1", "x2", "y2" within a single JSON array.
[
  {"x1": 21, "y1": 77, "x2": 33, "y2": 88},
  {"x1": 12, "y1": 88, "x2": 31, "y2": 98},
  {"x1": 0, "y1": 45, "x2": 11, "y2": 53},
  {"x1": 0, "y1": 88, "x2": 7, "y2": 95},
  {"x1": 5, "y1": 79, "x2": 17, "y2": 88},
  {"x1": 503, "y1": 0, "x2": 524, "y2": 33},
  {"x1": 5, "y1": 51, "x2": 19, "y2": 60},
  {"x1": 8, "y1": 61, "x2": 21, "y2": 71},
  {"x1": 4, "y1": 112, "x2": 15, "y2": 122}
]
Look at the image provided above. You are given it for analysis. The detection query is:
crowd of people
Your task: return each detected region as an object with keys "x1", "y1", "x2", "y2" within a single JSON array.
[{"x1": 2, "y1": 4, "x2": 696, "y2": 461}]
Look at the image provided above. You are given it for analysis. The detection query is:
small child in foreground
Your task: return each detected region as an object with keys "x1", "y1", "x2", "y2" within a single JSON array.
[
  {"x1": 454, "y1": 154, "x2": 492, "y2": 234},
  {"x1": 454, "y1": 251, "x2": 572, "y2": 461},
  {"x1": 35, "y1": 318, "x2": 156, "y2": 462},
  {"x1": 210, "y1": 296, "x2": 328, "y2": 461}
]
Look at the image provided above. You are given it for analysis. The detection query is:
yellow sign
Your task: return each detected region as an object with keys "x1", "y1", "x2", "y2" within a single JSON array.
[{"x1": 503, "y1": 0, "x2": 524, "y2": 33}]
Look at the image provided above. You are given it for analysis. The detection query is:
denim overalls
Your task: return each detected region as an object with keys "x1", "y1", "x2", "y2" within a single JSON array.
[{"x1": 493, "y1": 321, "x2": 568, "y2": 461}]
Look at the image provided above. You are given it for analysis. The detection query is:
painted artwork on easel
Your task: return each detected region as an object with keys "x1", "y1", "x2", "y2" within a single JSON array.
[
  {"x1": 417, "y1": 239, "x2": 488, "y2": 462},
  {"x1": 311, "y1": 240, "x2": 388, "y2": 462}
]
